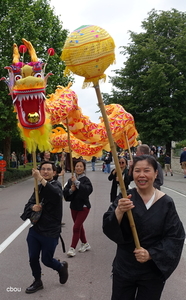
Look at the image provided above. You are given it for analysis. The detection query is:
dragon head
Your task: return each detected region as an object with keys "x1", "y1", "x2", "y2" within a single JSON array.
[{"x1": 1, "y1": 38, "x2": 53, "y2": 129}]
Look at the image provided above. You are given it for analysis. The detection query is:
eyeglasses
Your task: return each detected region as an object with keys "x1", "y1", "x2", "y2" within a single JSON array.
[
  {"x1": 119, "y1": 162, "x2": 125, "y2": 165},
  {"x1": 40, "y1": 168, "x2": 53, "y2": 171}
]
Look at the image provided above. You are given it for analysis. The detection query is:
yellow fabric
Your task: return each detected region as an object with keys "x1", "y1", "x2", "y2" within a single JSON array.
[
  {"x1": 22, "y1": 38, "x2": 38, "y2": 62},
  {"x1": 18, "y1": 122, "x2": 52, "y2": 153},
  {"x1": 61, "y1": 25, "x2": 116, "y2": 87},
  {"x1": 49, "y1": 126, "x2": 110, "y2": 158},
  {"x1": 46, "y1": 85, "x2": 139, "y2": 155}
]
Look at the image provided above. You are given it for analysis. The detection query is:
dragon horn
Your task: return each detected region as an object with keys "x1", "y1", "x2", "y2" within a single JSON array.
[
  {"x1": 13, "y1": 43, "x2": 20, "y2": 64},
  {"x1": 22, "y1": 38, "x2": 38, "y2": 62}
]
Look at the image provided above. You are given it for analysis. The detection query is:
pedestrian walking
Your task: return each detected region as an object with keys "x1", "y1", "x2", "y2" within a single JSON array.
[
  {"x1": 91, "y1": 156, "x2": 96, "y2": 171},
  {"x1": 20, "y1": 161, "x2": 68, "y2": 294},
  {"x1": 63, "y1": 159, "x2": 93, "y2": 257},
  {"x1": 164, "y1": 153, "x2": 173, "y2": 176},
  {"x1": 103, "y1": 155, "x2": 185, "y2": 300},
  {"x1": 104, "y1": 153, "x2": 111, "y2": 174},
  {"x1": 180, "y1": 147, "x2": 186, "y2": 178},
  {"x1": 11, "y1": 151, "x2": 17, "y2": 168}
]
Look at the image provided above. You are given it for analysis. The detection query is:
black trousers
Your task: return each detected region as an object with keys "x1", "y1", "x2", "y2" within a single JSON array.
[
  {"x1": 26, "y1": 227, "x2": 61, "y2": 280},
  {"x1": 111, "y1": 272, "x2": 165, "y2": 300}
]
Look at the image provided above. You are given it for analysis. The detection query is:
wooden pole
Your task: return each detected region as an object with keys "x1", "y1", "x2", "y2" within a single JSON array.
[
  {"x1": 32, "y1": 152, "x2": 39, "y2": 205},
  {"x1": 66, "y1": 118, "x2": 74, "y2": 176},
  {"x1": 94, "y1": 84, "x2": 140, "y2": 248},
  {"x1": 61, "y1": 151, "x2": 65, "y2": 188}
]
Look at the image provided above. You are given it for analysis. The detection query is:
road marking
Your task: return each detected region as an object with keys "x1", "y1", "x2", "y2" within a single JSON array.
[
  {"x1": 0, "y1": 219, "x2": 30, "y2": 254},
  {"x1": 162, "y1": 186, "x2": 186, "y2": 197}
]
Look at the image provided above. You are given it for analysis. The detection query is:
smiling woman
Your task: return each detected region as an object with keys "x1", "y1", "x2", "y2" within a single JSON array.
[
  {"x1": 133, "y1": 156, "x2": 158, "y2": 198},
  {"x1": 63, "y1": 159, "x2": 93, "y2": 257},
  {"x1": 103, "y1": 155, "x2": 185, "y2": 300}
]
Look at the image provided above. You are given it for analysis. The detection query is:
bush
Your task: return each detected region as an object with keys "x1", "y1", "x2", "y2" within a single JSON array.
[
  {"x1": 3, "y1": 168, "x2": 32, "y2": 183},
  {"x1": 175, "y1": 140, "x2": 186, "y2": 149}
]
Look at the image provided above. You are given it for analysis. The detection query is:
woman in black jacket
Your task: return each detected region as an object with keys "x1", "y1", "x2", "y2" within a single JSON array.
[
  {"x1": 63, "y1": 160, "x2": 93, "y2": 257},
  {"x1": 108, "y1": 156, "x2": 131, "y2": 202},
  {"x1": 103, "y1": 155, "x2": 185, "y2": 300}
]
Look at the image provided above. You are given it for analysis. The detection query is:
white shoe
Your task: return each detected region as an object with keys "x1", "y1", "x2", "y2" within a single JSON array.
[
  {"x1": 67, "y1": 247, "x2": 76, "y2": 257},
  {"x1": 78, "y1": 243, "x2": 91, "y2": 253}
]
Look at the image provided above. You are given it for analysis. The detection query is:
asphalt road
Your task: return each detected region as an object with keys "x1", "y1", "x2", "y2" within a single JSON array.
[{"x1": 0, "y1": 162, "x2": 186, "y2": 300}]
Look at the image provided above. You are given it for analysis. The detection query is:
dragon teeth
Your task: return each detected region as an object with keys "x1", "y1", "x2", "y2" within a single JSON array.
[{"x1": 16, "y1": 93, "x2": 45, "y2": 102}]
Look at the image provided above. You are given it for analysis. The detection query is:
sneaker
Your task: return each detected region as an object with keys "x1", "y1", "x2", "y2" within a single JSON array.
[
  {"x1": 171, "y1": 173, "x2": 173, "y2": 176},
  {"x1": 78, "y1": 243, "x2": 91, "y2": 253},
  {"x1": 67, "y1": 247, "x2": 76, "y2": 257},
  {"x1": 25, "y1": 279, "x2": 43, "y2": 294},
  {"x1": 58, "y1": 261, "x2": 68, "y2": 284}
]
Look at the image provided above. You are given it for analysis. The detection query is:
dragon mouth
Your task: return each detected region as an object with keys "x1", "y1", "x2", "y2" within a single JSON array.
[{"x1": 13, "y1": 88, "x2": 46, "y2": 129}]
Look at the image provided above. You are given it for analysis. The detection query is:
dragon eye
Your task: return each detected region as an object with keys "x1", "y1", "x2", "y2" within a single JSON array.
[
  {"x1": 34, "y1": 73, "x2": 42, "y2": 78},
  {"x1": 15, "y1": 74, "x2": 22, "y2": 81}
]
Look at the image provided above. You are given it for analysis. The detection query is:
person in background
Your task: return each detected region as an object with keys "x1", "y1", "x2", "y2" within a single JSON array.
[
  {"x1": 11, "y1": 151, "x2": 17, "y2": 168},
  {"x1": 180, "y1": 147, "x2": 186, "y2": 178},
  {"x1": 108, "y1": 156, "x2": 131, "y2": 202},
  {"x1": 63, "y1": 160, "x2": 93, "y2": 257},
  {"x1": 59, "y1": 152, "x2": 66, "y2": 172},
  {"x1": 42, "y1": 151, "x2": 51, "y2": 161},
  {"x1": 0, "y1": 152, "x2": 3, "y2": 160},
  {"x1": 103, "y1": 155, "x2": 185, "y2": 300},
  {"x1": 20, "y1": 154, "x2": 25, "y2": 165},
  {"x1": 27, "y1": 153, "x2": 32, "y2": 163},
  {"x1": 151, "y1": 145, "x2": 157, "y2": 156},
  {"x1": 91, "y1": 156, "x2": 97, "y2": 171},
  {"x1": 150, "y1": 149, "x2": 157, "y2": 159},
  {"x1": 104, "y1": 153, "x2": 112, "y2": 174},
  {"x1": 20, "y1": 161, "x2": 68, "y2": 294},
  {"x1": 164, "y1": 153, "x2": 173, "y2": 176},
  {"x1": 36, "y1": 153, "x2": 41, "y2": 163}
]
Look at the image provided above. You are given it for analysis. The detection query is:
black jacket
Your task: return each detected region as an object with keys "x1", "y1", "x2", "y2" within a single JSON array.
[
  {"x1": 20, "y1": 180, "x2": 62, "y2": 238},
  {"x1": 103, "y1": 188, "x2": 185, "y2": 280},
  {"x1": 108, "y1": 168, "x2": 131, "y2": 202},
  {"x1": 63, "y1": 176, "x2": 93, "y2": 211}
]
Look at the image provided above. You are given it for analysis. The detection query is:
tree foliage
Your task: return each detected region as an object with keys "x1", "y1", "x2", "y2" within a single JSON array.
[
  {"x1": 103, "y1": 9, "x2": 186, "y2": 152},
  {"x1": 0, "y1": 0, "x2": 70, "y2": 162}
]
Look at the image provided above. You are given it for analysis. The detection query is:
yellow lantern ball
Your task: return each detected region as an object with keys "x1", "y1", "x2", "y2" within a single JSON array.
[{"x1": 61, "y1": 25, "x2": 116, "y2": 87}]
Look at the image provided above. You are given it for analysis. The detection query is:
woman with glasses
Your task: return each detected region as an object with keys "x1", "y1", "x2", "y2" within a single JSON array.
[
  {"x1": 108, "y1": 157, "x2": 131, "y2": 203},
  {"x1": 20, "y1": 161, "x2": 68, "y2": 294}
]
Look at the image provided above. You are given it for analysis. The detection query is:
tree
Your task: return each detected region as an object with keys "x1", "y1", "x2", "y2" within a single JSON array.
[
  {"x1": 0, "y1": 0, "x2": 70, "y2": 166},
  {"x1": 103, "y1": 9, "x2": 186, "y2": 153}
]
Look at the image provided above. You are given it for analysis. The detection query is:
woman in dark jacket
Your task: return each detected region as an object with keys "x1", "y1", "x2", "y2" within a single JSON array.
[
  {"x1": 108, "y1": 156, "x2": 131, "y2": 202},
  {"x1": 103, "y1": 155, "x2": 185, "y2": 300},
  {"x1": 63, "y1": 160, "x2": 93, "y2": 257}
]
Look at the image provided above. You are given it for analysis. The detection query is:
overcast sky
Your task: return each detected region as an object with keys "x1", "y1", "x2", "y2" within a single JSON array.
[{"x1": 50, "y1": 0, "x2": 186, "y2": 123}]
